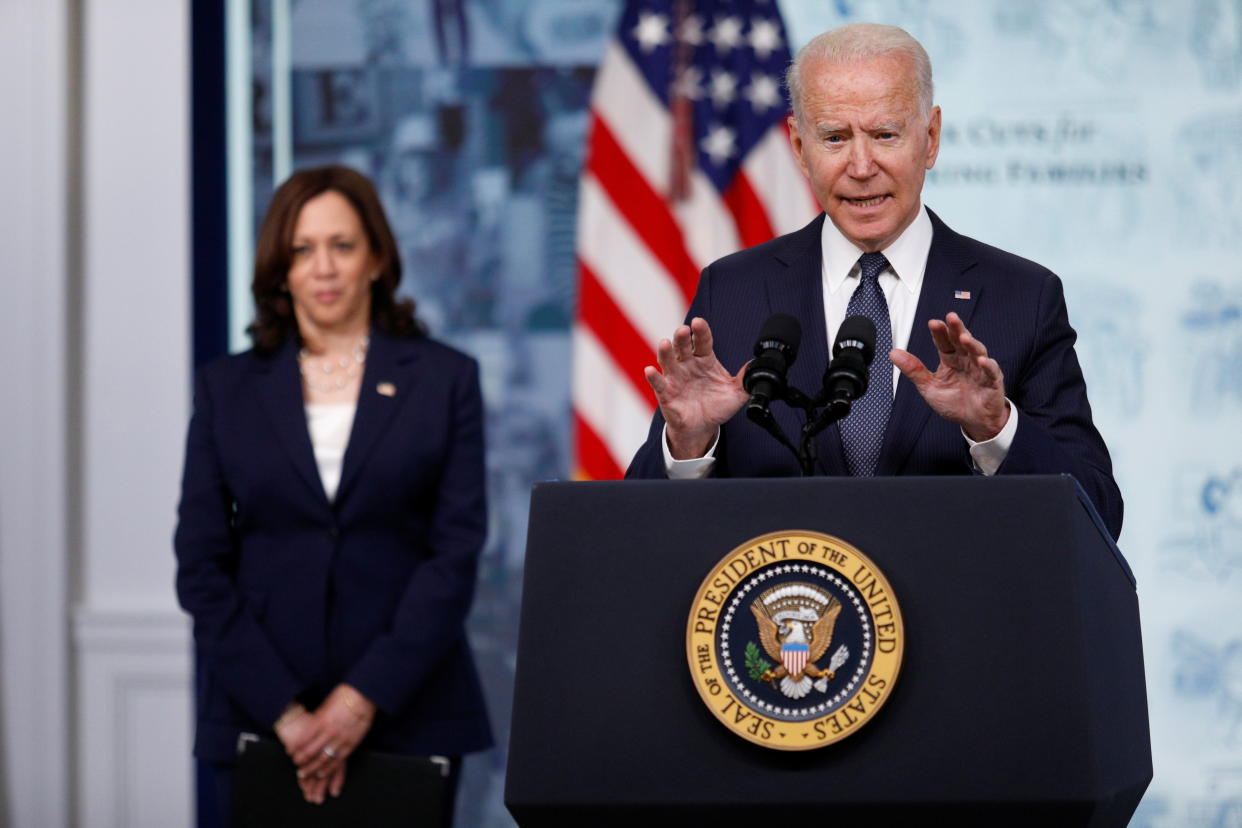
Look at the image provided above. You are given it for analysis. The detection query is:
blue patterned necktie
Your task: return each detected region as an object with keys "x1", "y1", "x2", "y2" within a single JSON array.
[{"x1": 840, "y1": 252, "x2": 893, "y2": 477}]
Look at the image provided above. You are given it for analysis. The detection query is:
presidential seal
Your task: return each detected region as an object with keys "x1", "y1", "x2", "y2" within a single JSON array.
[{"x1": 686, "y1": 530, "x2": 903, "y2": 750}]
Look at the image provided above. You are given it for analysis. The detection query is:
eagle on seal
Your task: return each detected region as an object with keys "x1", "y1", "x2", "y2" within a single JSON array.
[{"x1": 751, "y1": 583, "x2": 846, "y2": 699}]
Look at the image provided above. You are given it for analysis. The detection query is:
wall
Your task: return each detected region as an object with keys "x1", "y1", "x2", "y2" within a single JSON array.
[
  {"x1": 75, "y1": 0, "x2": 195, "y2": 822},
  {"x1": 0, "y1": 0, "x2": 71, "y2": 825},
  {"x1": 1, "y1": 1, "x2": 194, "y2": 826}
]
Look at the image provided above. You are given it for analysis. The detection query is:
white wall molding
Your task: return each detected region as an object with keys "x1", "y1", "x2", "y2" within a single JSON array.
[
  {"x1": 74, "y1": 0, "x2": 195, "y2": 824},
  {"x1": 75, "y1": 609, "x2": 192, "y2": 828},
  {"x1": 0, "y1": 0, "x2": 71, "y2": 825},
  {"x1": 74, "y1": 609, "x2": 192, "y2": 652}
]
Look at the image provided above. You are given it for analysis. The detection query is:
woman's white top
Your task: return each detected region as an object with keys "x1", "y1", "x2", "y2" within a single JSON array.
[{"x1": 305, "y1": 402, "x2": 356, "y2": 501}]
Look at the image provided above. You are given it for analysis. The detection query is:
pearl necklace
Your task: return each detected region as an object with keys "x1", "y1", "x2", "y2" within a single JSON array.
[{"x1": 298, "y1": 336, "x2": 369, "y2": 393}]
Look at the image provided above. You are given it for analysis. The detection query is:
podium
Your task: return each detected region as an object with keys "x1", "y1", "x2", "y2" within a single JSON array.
[{"x1": 505, "y1": 476, "x2": 1151, "y2": 827}]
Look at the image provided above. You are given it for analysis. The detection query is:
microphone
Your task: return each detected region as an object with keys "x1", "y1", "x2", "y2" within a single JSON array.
[
  {"x1": 822, "y1": 315, "x2": 877, "y2": 416},
  {"x1": 743, "y1": 313, "x2": 801, "y2": 417}
]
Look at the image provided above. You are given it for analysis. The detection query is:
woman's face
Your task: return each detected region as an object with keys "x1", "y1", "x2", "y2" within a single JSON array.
[{"x1": 286, "y1": 190, "x2": 378, "y2": 339}]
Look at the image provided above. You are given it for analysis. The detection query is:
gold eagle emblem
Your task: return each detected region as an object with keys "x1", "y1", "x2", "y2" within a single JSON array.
[{"x1": 750, "y1": 583, "x2": 850, "y2": 699}]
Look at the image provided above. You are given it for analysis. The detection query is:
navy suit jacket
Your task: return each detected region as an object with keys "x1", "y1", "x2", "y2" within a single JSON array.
[
  {"x1": 175, "y1": 329, "x2": 493, "y2": 763},
  {"x1": 627, "y1": 211, "x2": 1123, "y2": 540}
]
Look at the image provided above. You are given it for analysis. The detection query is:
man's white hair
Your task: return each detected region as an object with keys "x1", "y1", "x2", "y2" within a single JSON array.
[{"x1": 785, "y1": 23, "x2": 934, "y2": 126}]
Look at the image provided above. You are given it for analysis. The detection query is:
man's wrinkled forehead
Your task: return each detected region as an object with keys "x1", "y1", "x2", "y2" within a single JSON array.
[{"x1": 799, "y1": 54, "x2": 926, "y2": 122}]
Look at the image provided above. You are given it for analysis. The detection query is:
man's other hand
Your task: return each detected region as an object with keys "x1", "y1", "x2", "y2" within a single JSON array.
[{"x1": 889, "y1": 312, "x2": 1010, "y2": 441}]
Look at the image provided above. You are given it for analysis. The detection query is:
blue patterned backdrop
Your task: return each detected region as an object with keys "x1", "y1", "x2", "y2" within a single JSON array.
[{"x1": 238, "y1": 1, "x2": 1242, "y2": 825}]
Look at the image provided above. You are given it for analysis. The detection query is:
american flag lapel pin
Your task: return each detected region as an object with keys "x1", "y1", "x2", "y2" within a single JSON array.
[
  {"x1": 954, "y1": 290, "x2": 972, "y2": 300},
  {"x1": 376, "y1": 382, "x2": 396, "y2": 397}
]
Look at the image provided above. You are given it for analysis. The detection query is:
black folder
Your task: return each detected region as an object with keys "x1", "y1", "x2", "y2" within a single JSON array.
[{"x1": 232, "y1": 735, "x2": 447, "y2": 827}]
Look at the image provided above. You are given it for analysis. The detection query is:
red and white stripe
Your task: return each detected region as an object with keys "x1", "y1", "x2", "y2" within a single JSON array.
[
  {"x1": 572, "y1": 40, "x2": 818, "y2": 479},
  {"x1": 782, "y1": 645, "x2": 809, "y2": 678}
]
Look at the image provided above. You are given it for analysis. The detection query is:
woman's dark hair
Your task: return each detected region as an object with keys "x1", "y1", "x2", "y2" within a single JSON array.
[{"x1": 248, "y1": 164, "x2": 425, "y2": 353}]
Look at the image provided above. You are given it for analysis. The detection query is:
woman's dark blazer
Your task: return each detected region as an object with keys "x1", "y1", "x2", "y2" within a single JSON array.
[{"x1": 175, "y1": 328, "x2": 493, "y2": 763}]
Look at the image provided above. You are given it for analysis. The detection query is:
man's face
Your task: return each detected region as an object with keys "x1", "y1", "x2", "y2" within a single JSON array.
[{"x1": 788, "y1": 53, "x2": 941, "y2": 252}]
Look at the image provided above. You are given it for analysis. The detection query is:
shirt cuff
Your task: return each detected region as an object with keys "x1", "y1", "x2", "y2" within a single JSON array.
[
  {"x1": 662, "y1": 424, "x2": 719, "y2": 479},
  {"x1": 963, "y1": 400, "x2": 1018, "y2": 476}
]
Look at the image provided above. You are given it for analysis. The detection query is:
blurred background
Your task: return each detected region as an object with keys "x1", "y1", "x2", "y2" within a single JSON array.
[{"x1": 2, "y1": 1, "x2": 1241, "y2": 826}]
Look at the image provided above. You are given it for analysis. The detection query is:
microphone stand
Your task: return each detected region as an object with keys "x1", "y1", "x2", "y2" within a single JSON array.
[
  {"x1": 745, "y1": 400, "x2": 798, "y2": 458},
  {"x1": 745, "y1": 315, "x2": 873, "y2": 476},
  {"x1": 748, "y1": 387, "x2": 857, "y2": 477},
  {"x1": 797, "y1": 397, "x2": 854, "y2": 477}
]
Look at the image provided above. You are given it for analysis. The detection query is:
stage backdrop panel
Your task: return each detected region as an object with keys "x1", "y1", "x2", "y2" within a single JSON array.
[{"x1": 220, "y1": 2, "x2": 1242, "y2": 826}]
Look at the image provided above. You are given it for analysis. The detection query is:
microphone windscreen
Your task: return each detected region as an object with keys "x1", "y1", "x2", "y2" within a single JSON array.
[
  {"x1": 834, "y1": 315, "x2": 876, "y2": 363},
  {"x1": 756, "y1": 313, "x2": 802, "y2": 358}
]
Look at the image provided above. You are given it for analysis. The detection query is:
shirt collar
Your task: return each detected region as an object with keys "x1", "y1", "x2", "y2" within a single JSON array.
[{"x1": 820, "y1": 204, "x2": 933, "y2": 297}]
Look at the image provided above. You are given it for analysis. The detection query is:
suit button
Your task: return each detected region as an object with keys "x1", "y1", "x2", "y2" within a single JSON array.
[{"x1": 328, "y1": 527, "x2": 339, "y2": 540}]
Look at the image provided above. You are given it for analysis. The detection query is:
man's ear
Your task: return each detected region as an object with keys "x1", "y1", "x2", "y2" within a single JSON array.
[
  {"x1": 924, "y1": 106, "x2": 942, "y2": 170},
  {"x1": 788, "y1": 114, "x2": 811, "y2": 179}
]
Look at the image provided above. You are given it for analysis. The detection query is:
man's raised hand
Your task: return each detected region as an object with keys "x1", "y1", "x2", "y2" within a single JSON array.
[{"x1": 644, "y1": 317, "x2": 749, "y2": 459}]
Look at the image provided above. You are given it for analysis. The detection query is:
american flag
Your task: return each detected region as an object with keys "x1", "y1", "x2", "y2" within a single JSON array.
[{"x1": 572, "y1": 0, "x2": 819, "y2": 479}]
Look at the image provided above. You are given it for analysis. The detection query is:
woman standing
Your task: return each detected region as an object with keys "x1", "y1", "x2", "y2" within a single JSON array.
[{"x1": 175, "y1": 165, "x2": 491, "y2": 824}]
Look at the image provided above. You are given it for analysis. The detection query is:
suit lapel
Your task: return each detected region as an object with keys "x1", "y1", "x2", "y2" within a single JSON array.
[
  {"x1": 761, "y1": 214, "x2": 848, "y2": 476},
  {"x1": 254, "y1": 338, "x2": 328, "y2": 505},
  {"x1": 764, "y1": 214, "x2": 829, "y2": 392},
  {"x1": 335, "y1": 330, "x2": 422, "y2": 504},
  {"x1": 877, "y1": 210, "x2": 983, "y2": 475}
]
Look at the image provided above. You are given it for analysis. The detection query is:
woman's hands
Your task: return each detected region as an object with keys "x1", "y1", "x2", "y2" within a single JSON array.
[{"x1": 273, "y1": 684, "x2": 377, "y2": 804}]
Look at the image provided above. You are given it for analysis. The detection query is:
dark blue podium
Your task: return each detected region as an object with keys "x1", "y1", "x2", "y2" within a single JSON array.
[{"x1": 505, "y1": 476, "x2": 1150, "y2": 827}]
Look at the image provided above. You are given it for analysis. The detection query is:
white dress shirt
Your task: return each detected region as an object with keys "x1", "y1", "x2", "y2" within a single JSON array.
[
  {"x1": 665, "y1": 204, "x2": 1016, "y2": 478},
  {"x1": 305, "y1": 402, "x2": 356, "y2": 501}
]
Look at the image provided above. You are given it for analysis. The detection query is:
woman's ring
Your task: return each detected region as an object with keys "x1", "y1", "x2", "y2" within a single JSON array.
[{"x1": 322, "y1": 746, "x2": 338, "y2": 759}]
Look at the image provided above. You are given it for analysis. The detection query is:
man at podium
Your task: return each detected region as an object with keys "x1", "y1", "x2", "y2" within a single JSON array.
[{"x1": 625, "y1": 23, "x2": 1122, "y2": 542}]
